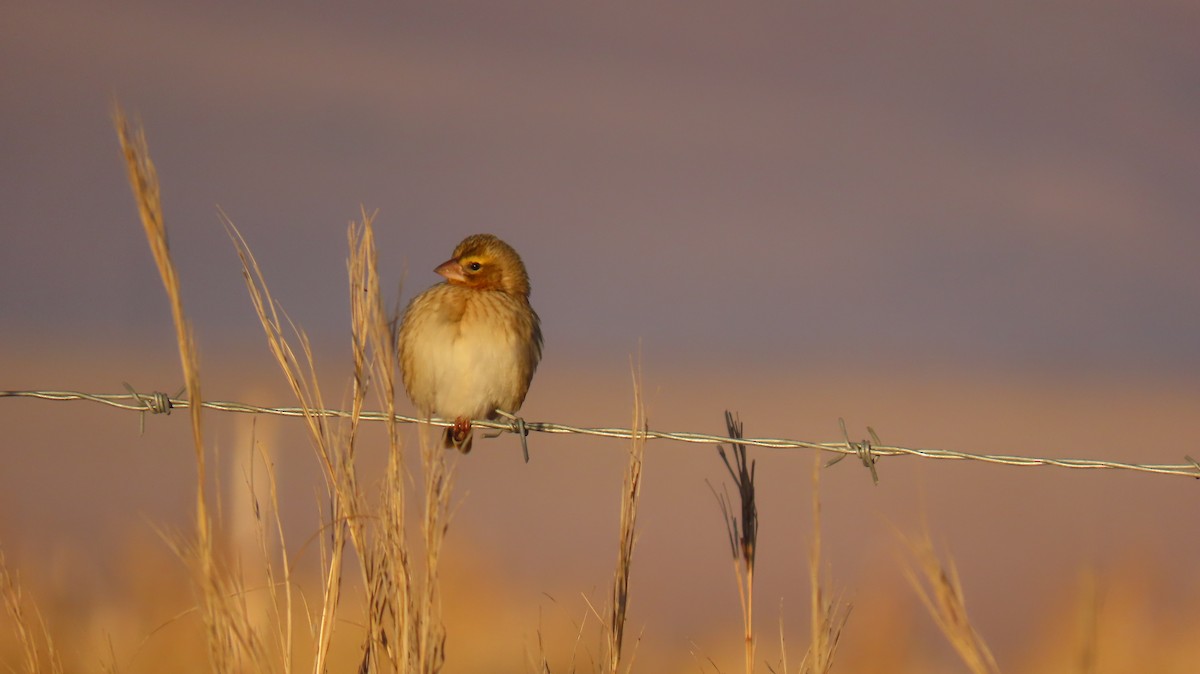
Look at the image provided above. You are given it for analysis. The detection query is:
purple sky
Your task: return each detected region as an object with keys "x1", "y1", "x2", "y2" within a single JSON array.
[
  {"x1": 4, "y1": 5, "x2": 1200, "y2": 665},
  {"x1": 3, "y1": 1, "x2": 1199, "y2": 374}
]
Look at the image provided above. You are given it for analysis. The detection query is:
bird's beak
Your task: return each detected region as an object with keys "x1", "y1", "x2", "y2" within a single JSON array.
[{"x1": 435, "y1": 258, "x2": 468, "y2": 283}]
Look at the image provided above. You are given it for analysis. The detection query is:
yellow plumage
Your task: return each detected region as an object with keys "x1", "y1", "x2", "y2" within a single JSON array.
[{"x1": 398, "y1": 234, "x2": 542, "y2": 452}]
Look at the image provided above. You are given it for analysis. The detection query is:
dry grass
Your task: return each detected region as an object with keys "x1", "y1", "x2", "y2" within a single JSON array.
[
  {"x1": 6, "y1": 105, "x2": 1200, "y2": 674},
  {"x1": 901, "y1": 528, "x2": 1000, "y2": 674},
  {"x1": 228, "y1": 206, "x2": 455, "y2": 673},
  {"x1": 795, "y1": 455, "x2": 851, "y2": 674},
  {"x1": 0, "y1": 549, "x2": 63, "y2": 674},
  {"x1": 116, "y1": 106, "x2": 455, "y2": 674},
  {"x1": 765, "y1": 442, "x2": 851, "y2": 674},
  {"x1": 534, "y1": 362, "x2": 646, "y2": 674},
  {"x1": 605, "y1": 361, "x2": 647, "y2": 674},
  {"x1": 711, "y1": 412, "x2": 759, "y2": 674},
  {"x1": 115, "y1": 104, "x2": 247, "y2": 672}
]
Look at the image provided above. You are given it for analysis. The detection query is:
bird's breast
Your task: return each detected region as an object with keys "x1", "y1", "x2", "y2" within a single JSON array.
[{"x1": 403, "y1": 287, "x2": 535, "y2": 420}]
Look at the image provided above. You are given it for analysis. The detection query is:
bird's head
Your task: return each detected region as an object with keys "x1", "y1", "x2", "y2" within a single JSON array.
[{"x1": 435, "y1": 234, "x2": 532, "y2": 297}]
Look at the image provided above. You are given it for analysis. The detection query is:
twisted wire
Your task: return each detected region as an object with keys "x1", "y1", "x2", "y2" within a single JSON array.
[{"x1": 2, "y1": 389, "x2": 1198, "y2": 480}]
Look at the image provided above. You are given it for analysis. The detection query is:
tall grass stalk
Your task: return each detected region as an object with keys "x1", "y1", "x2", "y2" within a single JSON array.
[
  {"x1": 115, "y1": 105, "x2": 253, "y2": 672},
  {"x1": 902, "y1": 530, "x2": 999, "y2": 674},
  {"x1": 348, "y1": 212, "x2": 396, "y2": 672},
  {"x1": 247, "y1": 429, "x2": 295, "y2": 673},
  {"x1": 605, "y1": 362, "x2": 646, "y2": 674},
  {"x1": 350, "y1": 212, "x2": 452, "y2": 673},
  {"x1": 712, "y1": 412, "x2": 758, "y2": 674},
  {"x1": 798, "y1": 455, "x2": 850, "y2": 674},
  {"x1": 227, "y1": 215, "x2": 357, "y2": 672},
  {"x1": 771, "y1": 454, "x2": 851, "y2": 674},
  {"x1": 113, "y1": 117, "x2": 456, "y2": 673}
]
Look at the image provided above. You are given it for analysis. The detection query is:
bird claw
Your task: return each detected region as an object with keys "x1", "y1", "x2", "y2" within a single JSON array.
[{"x1": 448, "y1": 417, "x2": 473, "y2": 453}]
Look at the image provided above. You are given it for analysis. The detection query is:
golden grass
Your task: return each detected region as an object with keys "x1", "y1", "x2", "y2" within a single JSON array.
[
  {"x1": 797, "y1": 454, "x2": 851, "y2": 674},
  {"x1": 901, "y1": 528, "x2": 1000, "y2": 674},
  {"x1": 605, "y1": 361, "x2": 646, "y2": 674},
  {"x1": 229, "y1": 205, "x2": 455, "y2": 673},
  {"x1": 0, "y1": 549, "x2": 63, "y2": 674},
  {"x1": 116, "y1": 106, "x2": 457, "y2": 673},
  {"x1": 6, "y1": 105, "x2": 1200, "y2": 674},
  {"x1": 115, "y1": 103, "x2": 242, "y2": 672}
]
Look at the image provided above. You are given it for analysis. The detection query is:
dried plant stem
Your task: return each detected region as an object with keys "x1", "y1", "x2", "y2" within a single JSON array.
[
  {"x1": 902, "y1": 531, "x2": 999, "y2": 674},
  {"x1": 250, "y1": 434, "x2": 294, "y2": 674},
  {"x1": 350, "y1": 210, "x2": 451, "y2": 674},
  {"x1": 114, "y1": 103, "x2": 242, "y2": 671},
  {"x1": 605, "y1": 362, "x2": 646, "y2": 674},
  {"x1": 807, "y1": 455, "x2": 824, "y2": 671},
  {"x1": 798, "y1": 454, "x2": 850, "y2": 674},
  {"x1": 113, "y1": 108, "x2": 205, "y2": 522},
  {"x1": 226, "y1": 203, "x2": 458, "y2": 674},
  {"x1": 713, "y1": 412, "x2": 758, "y2": 674},
  {"x1": 416, "y1": 432, "x2": 452, "y2": 672},
  {"x1": 112, "y1": 105, "x2": 206, "y2": 500},
  {"x1": 226, "y1": 215, "x2": 352, "y2": 673},
  {"x1": 348, "y1": 213, "x2": 389, "y2": 674},
  {"x1": 734, "y1": 558, "x2": 753, "y2": 671}
]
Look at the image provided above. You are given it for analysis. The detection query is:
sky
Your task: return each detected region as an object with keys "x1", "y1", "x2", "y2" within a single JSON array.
[
  {"x1": 3, "y1": 0, "x2": 1199, "y2": 374},
  {"x1": 3, "y1": 2, "x2": 1200, "y2": 670}
]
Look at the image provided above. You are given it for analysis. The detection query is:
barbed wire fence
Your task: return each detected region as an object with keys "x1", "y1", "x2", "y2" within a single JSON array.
[{"x1": 3, "y1": 388, "x2": 1198, "y2": 481}]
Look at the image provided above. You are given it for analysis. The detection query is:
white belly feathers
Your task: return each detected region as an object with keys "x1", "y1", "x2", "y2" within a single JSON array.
[{"x1": 403, "y1": 287, "x2": 528, "y2": 421}]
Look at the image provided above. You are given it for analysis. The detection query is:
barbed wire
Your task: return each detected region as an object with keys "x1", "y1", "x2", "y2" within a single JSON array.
[{"x1": 2, "y1": 388, "x2": 1199, "y2": 481}]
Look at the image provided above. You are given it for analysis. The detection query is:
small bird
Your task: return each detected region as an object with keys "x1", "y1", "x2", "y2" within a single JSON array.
[{"x1": 398, "y1": 234, "x2": 542, "y2": 453}]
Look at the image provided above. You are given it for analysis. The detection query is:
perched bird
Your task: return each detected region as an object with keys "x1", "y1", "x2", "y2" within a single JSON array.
[{"x1": 398, "y1": 234, "x2": 542, "y2": 453}]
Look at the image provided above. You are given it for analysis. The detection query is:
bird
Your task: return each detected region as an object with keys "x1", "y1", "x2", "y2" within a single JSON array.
[{"x1": 398, "y1": 234, "x2": 542, "y2": 453}]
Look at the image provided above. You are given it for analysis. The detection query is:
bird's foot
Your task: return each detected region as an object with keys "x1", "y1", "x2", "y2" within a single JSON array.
[{"x1": 448, "y1": 417, "x2": 473, "y2": 453}]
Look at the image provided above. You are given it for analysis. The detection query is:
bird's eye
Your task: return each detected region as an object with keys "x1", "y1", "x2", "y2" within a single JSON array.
[{"x1": 468, "y1": 261, "x2": 482, "y2": 272}]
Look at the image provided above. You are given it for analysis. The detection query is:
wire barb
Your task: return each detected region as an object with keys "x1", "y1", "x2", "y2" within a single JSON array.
[
  {"x1": 826, "y1": 418, "x2": 881, "y2": 485},
  {"x1": 1186, "y1": 455, "x2": 1200, "y2": 479},
  {"x1": 121, "y1": 383, "x2": 184, "y2": 435},
  {"x1": 493, "y1": 409, "x2": 530, "y2": 463},
  {"x1": 2, "y1": 389, "x2": 1200, "y2": 480}
]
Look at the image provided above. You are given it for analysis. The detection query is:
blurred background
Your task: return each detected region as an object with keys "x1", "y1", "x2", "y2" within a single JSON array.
[{"x1": 3, "y1": 1, "x2": 1200, "y2": 671}]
